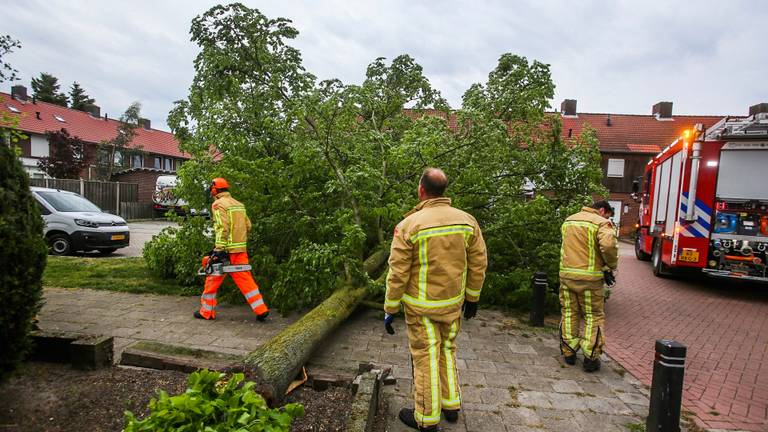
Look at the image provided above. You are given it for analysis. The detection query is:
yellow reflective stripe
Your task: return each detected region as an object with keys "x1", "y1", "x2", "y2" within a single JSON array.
[
  {"x1": 587, "y1": 225, "x2": 596, "y2": 271},
  {"x1": 227, "y1": 242, "x2": 247, "y2": 247},
  {"x1": 417, "y1": 316, "x2": 440, "y2": 426},
  {"x1": 410, "y1": 225, "x2": 474, "y2": 243},
  {"x1": 562, "y1": 288, "x2": 572, "y2": 345},
  {"x1": 559, "y1": 268, "x2": 603, "y2": 277},
  {"x1": 402, "y1": 289, "x2": 465, "y2": 309},
  {"x1": 418, "y1": 238, "x2": 428, "y2": 300},
  {"x1": 560, "y1": 224, "x2": 566, "y2": 269},
  {"x1": 584, "y1": 290, "x2": 594, "y2": 356},
  {"x1": 214, "y1": 209, "x2": 225, "y2": 246},
  {"x1": 562, "y1": 220, "x2": 598, "y2": 229},
  {"x1": 444, "y1": 321, "x2": 459, "y2": 407},
  {"x1": 466, "y1": 287, "x2": 481, "y2": 297},
  {"x1": 384, "y1": 298, "x2": 401, "y2": 309}
]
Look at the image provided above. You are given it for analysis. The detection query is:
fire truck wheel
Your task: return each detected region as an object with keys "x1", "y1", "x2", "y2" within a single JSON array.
[
  {"x1": 651, "y1": 239, "x2": 669, "y2": 277},
  {"x1": 635, "y1": 235, "x2": 651, "y2": 261}
]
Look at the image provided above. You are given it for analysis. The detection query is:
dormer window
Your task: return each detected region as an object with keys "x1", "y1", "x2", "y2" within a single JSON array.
[
  {"x1": 6, "y1": 104, "x2": 20, "y2": 113},
  {"x1": 54, "y1": 114, "x2": 66, "y2": 122}
]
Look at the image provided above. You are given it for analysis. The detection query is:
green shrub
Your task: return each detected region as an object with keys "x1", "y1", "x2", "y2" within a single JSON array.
[
  {"x1": 0, "y1": 142, "x2": 47, "y2": 382},
  {"x1": 124, "y1": 369, "x2": 303, "y2": 431},
  {"x1": 143, "y1": 216, "x2": 213, "y2": 286}
]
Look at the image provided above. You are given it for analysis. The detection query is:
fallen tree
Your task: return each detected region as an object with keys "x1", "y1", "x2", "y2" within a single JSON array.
[{"x1": 244, "y1": 250, "x2": 387, "y2": 403}]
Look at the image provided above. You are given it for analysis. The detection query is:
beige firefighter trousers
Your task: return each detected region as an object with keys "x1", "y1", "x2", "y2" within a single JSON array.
[
  {"x1": 559, "y1": 278, "x2": 606, "y2": 360},
  {"x1": 404, "y1": 310, "x2": 462, "y2": 427}
]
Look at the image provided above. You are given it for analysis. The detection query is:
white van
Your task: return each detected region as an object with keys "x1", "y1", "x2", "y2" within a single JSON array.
[
  {"x1": 152, "y1": 175, "x2": 208, "y2": 217},
  {"x1": 31, "y1": 187, "x2": 130, "y2": 256}
]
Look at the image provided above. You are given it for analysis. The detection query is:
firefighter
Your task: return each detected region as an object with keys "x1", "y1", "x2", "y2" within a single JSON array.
[
  {"x1": 559, "y1": 201, "x2": 618, "y2": 372},
  {"x1": 384, "y1": 168, "x2": 487, "y2": 431},
  {"x1": 194, "y1": 177, "x2": 269, "y2": 321}
]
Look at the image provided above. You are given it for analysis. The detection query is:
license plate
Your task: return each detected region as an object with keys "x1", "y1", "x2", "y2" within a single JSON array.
[
  {"x1": 678, "y1": 248, "x2": 699, "y2": 262},
  {"x1": 111, "y1": 234, "x2": 126, "y2": 241}
]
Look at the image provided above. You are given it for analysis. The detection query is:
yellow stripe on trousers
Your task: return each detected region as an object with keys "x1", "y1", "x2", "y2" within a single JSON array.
[
  {"x1": 442, "y1": 321, "x2": 461, "y2": 408},
  {"x1": 415, "y1": 316, "x2": 441, "y2": 426},
  {"x1": 583, "y1": 289, "x2": 594, "y2": 358}
]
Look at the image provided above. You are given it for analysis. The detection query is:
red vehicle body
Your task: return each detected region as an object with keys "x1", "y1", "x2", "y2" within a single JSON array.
[{"x1": 635, "y1": 113, "x2": 768, "y2": 282}]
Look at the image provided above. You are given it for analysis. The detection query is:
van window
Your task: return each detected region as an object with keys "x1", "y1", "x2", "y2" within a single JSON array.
[
  {"x1": 37, "y1": 192, "x2": 101, "y2": 212},
  {"x1": 35, "y1": 200, "x2": 51, "y2": 215}
]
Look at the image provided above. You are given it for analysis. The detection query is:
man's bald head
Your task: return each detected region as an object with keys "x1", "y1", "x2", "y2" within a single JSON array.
[{"x1": 419, "y1": 168, "x2": 448, "y2": 199}]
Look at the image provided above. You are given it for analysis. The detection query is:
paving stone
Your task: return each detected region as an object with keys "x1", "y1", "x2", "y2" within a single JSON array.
[
  {"x1": 551, "y1": 379, "x2": 584, "y2": 393},
  {"x1": 464, "y1": 411, "x2": 505, "y2": 432},
  {"x1": 508, "y1": 343, "x2": 537, "y2": 354},
  {"x1": 465, "y1": 360, "x2": 496, "y2": 373},
  {"x1": 547, "y1": 391, "x2": 589, "y2": 411},
  {"x1": 517, "y1": 391, "x2": 553, "y2": 409},
  {"x1": 499, "y1": 406, "x2": 542, "y2": 426},
  {"x1": 616, "y1": 390, "x2": 649, "y2": 406}
]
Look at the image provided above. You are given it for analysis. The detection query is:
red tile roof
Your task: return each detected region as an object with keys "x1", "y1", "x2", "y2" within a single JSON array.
[
  {"x1": 1, "y1": 92, "x2": 186, "y2": 158},
  {"x1": 403, "y1": 108, "x2": 730, "y2": 154},
  {"x1": 560, "y1": 113, "x2": 727, "y2": 154}
]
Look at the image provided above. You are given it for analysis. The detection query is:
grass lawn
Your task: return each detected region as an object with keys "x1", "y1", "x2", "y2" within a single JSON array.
[{"x1": 43, "y1": 256, "x2": 198, "y2": 296}]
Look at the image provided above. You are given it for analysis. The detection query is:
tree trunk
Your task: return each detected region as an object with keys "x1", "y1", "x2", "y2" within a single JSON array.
[
  {"x1": 244, "y1": 285, "x2": 367, "y2": 404},
  {"x1": 244, "y1": 249, "x2": 389, "y2": 404}
]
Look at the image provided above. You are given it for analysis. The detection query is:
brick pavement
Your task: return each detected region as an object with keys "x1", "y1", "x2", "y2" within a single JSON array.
[
  {"x1": 39, "y1": 287, "x2": 297, "y2": 358},
  {"x1": 308, "y1": 308, "x2": 652, "y2": 431},
  {"x1": 607, "y1": 244, "x2": 768, "y2": 431}
]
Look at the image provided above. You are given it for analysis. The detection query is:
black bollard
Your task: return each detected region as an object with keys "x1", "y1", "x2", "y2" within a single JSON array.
[
  {"x1": 529, "y1": 272, "x2": 547, "y2": 327},
  {"x1": 647, "y1": 340, "x2": 687, "y2": 432}
]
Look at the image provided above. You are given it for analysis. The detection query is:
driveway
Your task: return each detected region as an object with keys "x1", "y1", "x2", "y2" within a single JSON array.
[
  {"x1": 113, "y1": 220, "x2": 175, "y2": 257},
  {"x1": 607, "y1": 242, "x2": 768, "y2": 431}
]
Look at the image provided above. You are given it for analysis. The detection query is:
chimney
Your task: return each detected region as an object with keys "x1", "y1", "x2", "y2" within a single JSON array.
[
  {"x1": 561, "y1": 99, "x2": 577, "y2": 116},
  {"x1": 84, "y1": 103, "x2": 101, "y2": 118},
  {"x1": 653, "y1": 101, "x2": 673, "y2": 119},
  {"x1": 139, "y1": 118, "x2": 151, "y2": 130},
  {"x1": 606, "y1": 114, "x2": 612, "y2": 126},
  {"x1": 35, "y1": 111, "x2": 40, "y2": 120},
  {"x1": 749, "y1": 103, "x2": 768, "y2": 116},
  {"x1": 11, "y1": 85, "x2": 28, "y2": 101},
  {"x1": 104, "y1": 113, "x2": 108, "y2": 121}
]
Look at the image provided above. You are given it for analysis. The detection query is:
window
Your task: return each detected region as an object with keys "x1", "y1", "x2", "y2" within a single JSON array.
[
  {"x1": 54, "y1": 114, "x2": 66, "y2": 123},
  {"x1": 35, "y1": 199, "x2": 51, "y2": 215},
  {"x1": 132, "y1": 154, "x2": 143, "y2": 168},
  {"x1": 154, "y1": 156, "x2": 161, "y2": 169},
  {"x1": 7, "y1": 104, "x2": 20, "y2": 113},
  {"x1": 607, "y1": 158, "x2": 625, "y2": 178},
  {"x1": 164, "y1": 158, "x2": 173, "y2": 171},
  {"x1": 114, "y1": 151, "x2": 123, "y2": 166}
]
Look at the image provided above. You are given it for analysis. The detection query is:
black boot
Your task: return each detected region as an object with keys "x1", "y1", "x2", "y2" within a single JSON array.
[
  {"x1": 398, "y1": 408, "x2": 437, "y2": 431},
  {"x1": 583, "y1": 356, "x2": 601, "y2": 372},
  {"x1": 443, "y1": 408, "x2": 459, "y2": 423},
  {"x1": 563, "y1": 353, "x2": 576, "y2": 365},
  {"x1": 193, "y1": 311, "x2": 214, "y2": 320}
]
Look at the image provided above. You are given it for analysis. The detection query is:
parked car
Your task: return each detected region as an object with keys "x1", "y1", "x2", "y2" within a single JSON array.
[{"x1": 31, "y1": 187, "x2": 130, "y2": 256}]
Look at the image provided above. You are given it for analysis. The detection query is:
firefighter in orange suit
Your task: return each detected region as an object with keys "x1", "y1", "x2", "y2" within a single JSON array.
[
  {"x1": 194, "y1": 178, "x2": 269, "y2": 321},
  {"x1": 384, "y1": 168, "x2": 487, "y2": 431},
  {"x1": 559, "y1": 201, "x2": 618, "y2": 372}
]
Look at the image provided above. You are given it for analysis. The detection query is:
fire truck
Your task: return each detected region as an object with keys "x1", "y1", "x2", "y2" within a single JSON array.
[{"x1": 634, "y1": 110, "x2": 768, "y2": 281}]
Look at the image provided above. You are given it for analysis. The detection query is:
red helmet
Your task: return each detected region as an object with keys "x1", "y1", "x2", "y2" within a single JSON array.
[{"x1": 209, "y1": 177, "x2": 230, "y2": 196}]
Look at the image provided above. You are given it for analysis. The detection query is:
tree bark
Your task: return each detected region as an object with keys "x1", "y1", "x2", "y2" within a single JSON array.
[{"x1": 244, "y1": 249, "x2": 389, "y2": 404}]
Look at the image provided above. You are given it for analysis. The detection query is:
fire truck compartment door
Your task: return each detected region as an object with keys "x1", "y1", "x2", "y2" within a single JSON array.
[{"x1": 716, "y1": 147, "x2": 768, "y2": 200}]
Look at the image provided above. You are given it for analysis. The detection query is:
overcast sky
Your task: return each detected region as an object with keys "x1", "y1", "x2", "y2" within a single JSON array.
[{"x1": 4, "y1": 0, "x2": 767, "y2": 131}]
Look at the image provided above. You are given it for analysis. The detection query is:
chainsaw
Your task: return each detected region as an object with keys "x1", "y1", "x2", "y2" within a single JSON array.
[{"x1": 197, "y1": 254, "x2": 252, "y2": 276}]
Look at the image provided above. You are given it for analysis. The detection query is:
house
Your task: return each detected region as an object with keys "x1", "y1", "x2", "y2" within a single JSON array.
[
  {"x1": 558, "y1": 99, "x2": 737, "y2": 236},
  {"x1": 2, "y1": 85, "x2": 187, "y2": 204}
]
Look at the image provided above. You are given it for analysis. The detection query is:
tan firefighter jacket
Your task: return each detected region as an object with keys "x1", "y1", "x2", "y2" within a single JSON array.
[
  {"x1": 212, "y1": 192, "x2": 251, "y2": 254},
  {"x1": 559, "y1": 206, "x2": 618, "y2": 282},
  {"x1": 384, "y1": 197, "x2": 488, "y2": 319}
]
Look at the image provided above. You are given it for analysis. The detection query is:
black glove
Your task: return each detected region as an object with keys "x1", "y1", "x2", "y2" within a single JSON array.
[
  {"x1": 384, "y1": 313, "x2": 395, "y2": 335},
  {"x1": 210, "y1": 250, "x2": 229, "y2": 264},
  {"x1": 462, "y1": 301, "x2": 478, "y2": 320},
  {"x1": 603, "y1": 270, "x2": 616, "y2": 287}
]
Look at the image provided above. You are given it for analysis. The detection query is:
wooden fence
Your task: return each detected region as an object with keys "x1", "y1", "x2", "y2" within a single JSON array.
[{"x1": 29, "y1": 178, "x2": 153, "y2": 220}]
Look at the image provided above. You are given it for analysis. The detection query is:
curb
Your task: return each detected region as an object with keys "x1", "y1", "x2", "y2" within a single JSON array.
[{"x1": 346, "y1": 371, "x2": 380, "y2": 432}]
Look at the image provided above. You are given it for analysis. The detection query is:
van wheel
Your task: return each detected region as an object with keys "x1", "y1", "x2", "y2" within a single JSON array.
[
  {"x1": 635, "y1": 234, "x2": 651, "y2": 261},
  {"x1": 49, "y1": 234, "x2": 72, "y2": 256},
  {"x1": 651, "y1": 240, "x2": 669, "y2": 277}
]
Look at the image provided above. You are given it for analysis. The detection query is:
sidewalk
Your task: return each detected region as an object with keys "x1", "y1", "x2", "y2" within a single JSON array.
[
  {"x1": 40, "y1": 288, "x2": 653, "y2": 431},
  {"x1": 309, "y1": 308, "x2": 652, "y2": 432}
]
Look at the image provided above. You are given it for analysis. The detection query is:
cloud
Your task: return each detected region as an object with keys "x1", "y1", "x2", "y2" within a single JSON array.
[{"x1": 3, "y1": 0, "x2": 767, "y2": 130}]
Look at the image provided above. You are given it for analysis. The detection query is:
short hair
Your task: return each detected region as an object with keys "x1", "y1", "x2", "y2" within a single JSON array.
[
  {"x1": 592, "y1": 200, "x2": 613, "y2": 215},
  {"x1": 419, "y1": 168, "x2": 448, "y2": 197}
]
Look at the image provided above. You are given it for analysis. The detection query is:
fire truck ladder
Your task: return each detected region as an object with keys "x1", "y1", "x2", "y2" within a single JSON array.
[{"x1": 705, "y1": 112, "x2": 768, "y2": 140}]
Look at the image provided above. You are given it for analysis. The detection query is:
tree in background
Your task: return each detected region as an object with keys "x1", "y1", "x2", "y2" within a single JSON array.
[
  {"x1": 0, "y1": 40, "x2": 47, "y2": 381},
  {"x1": 31, "y1": 72, "x2": 68, "y2": 106},
  {"x1": 68, "y1": 82, "x2": 95, "y2": 111},
  {"x1": 96, "y1": 102, "x2": 142, "y2": 180},
  {"x1": 160, "y1": 3, "x2": 605, "y2": 312},
  {"x1": 0, "y1": 35, "x2": 21, "y2": 83},
  {"x1": 37, "y1": 128, "x2": 91, "y2": 179}
]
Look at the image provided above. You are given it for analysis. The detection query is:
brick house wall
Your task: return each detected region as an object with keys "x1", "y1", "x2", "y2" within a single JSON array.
[{"x1": 600, "y1": 152, "x2": 654, "y2": 237}]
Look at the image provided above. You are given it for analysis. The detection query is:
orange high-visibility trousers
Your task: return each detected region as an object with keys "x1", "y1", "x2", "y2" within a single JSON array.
[{"x1": 199, "y1": 252, "x2": 269, "y2": 319}]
